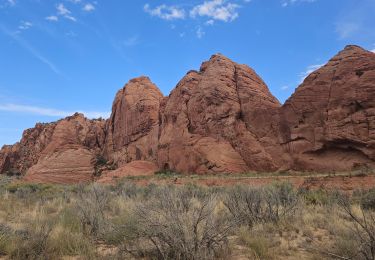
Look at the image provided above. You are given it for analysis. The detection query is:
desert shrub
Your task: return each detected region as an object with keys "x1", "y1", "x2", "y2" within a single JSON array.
[
  {"x1": 5, "y1": 183, "x2": 52, "y2": 193},
  {"x1": 360, "y1": 188, "x2": 375, "y2": 210},
  {"x1": 11, "y1": 220, "x2": 54, "y2": 260},
  {"x1": 224, "y1": 183, "x2": 299, "y2": 228},
  {"x1": 299, "y1": 188, "x2": 341, "y2": 207},
  {"x1": 49, "y1": 228, "x2": 95, "y2": 258},
  {"x1": 336, "y1": 196, "x2": 375, "y2": 260},
  {"x1": 124, "y1": 186, "x2": 232, "y2": 259},
  {"x1": 75, "y1": 184, "x2": 110, "y2": 237},
  {"x1": 111, "y1": 181, "x2": 142, "y2": 199},
  {"x1": 95, "y1": 155, "x2": 108, "y2": 166},
  {"x1": 4, "y1": 169, "x2": 21, "y2": 177},
  {"x1": 0, "y1": 224, "x2": 13, "y2": 256}
]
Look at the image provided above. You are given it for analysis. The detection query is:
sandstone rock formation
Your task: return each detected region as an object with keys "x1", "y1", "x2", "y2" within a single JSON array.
[
  {"x1": 157, "y1": 54, "x2": 285, "y2": 173},
  {"x1": 97, "y1": 160, "x2": 159, "y2": 183},
  {"x1": 0, "y1": 45, "x2": 374, "y2": 183},
  {"x1": 104, "y1": 76, "x2": 163, "y2": 167},
  {"x1": 279, "y1": 45, "x2": 375, "y2": 171},
  {"x1": 0, "y1": 113, "x2": 106, "y2": 183}
]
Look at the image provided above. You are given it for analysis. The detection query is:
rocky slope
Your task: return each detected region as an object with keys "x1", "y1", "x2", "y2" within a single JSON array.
[
  {"x1": 0, "y1": 45, "x2": 374, "y2": 183},
  {"x1": 279, "y1": 45, "x2": 375, "y2": 170}
]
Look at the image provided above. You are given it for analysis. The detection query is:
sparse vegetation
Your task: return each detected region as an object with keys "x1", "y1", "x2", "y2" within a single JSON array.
[{"x1": 0, "y1": 174, "x2": 374, "y2": 259}]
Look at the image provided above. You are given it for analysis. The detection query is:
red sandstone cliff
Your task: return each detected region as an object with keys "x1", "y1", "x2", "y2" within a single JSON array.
[{"x1": 0, "y1": 45, "x2": 373, "y2": 183}]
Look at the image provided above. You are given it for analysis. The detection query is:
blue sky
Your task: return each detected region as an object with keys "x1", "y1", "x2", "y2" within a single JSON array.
[{"x1": 0, "y1": 0, "x2": 374, "y2": 146}]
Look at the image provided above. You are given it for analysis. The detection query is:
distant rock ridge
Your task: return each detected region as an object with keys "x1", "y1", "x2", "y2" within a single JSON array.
[{"x1": 0, "y1": 45, "x2": 374, "y2": 183}]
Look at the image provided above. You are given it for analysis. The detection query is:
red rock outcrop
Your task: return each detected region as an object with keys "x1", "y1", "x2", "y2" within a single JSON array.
[
  {"x1": 104, "y1": 76, "x2": 164, "y2": 167},
  {"x1": 0, "y1": 45, "x2": 374, "y2": 183},
  {"x1": 279, "y1": 45, "x2": 375, "y2": 170},
  {"x1": 157, "y1": 54, "x2": 285, "y2": 173},
  {"x1": 0, "y1": 113, "x2": 106, "y2": 183},
  {"x1": 97, "y1": 160, "x2": 159, "y2": 183},
  {"x1": 23, "y1": 147, "x2": 96, "y2": 184}
]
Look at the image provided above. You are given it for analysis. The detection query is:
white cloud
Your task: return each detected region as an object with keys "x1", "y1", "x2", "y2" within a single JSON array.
[
  {"x1": 83, "y1": 3, "x2": 95, "y2": 12},
  {"x1": 281, "y1": 85, "x2": 289, "y2": 90},
  {"x1": 282, "y1": 0, "x2": 317, "y2": 7},
  {"x1": 56, "y1": 3, "x2": 77, "y2": 21},
  {"x1": 0, "y1": 103, "x2": 110, "y2": 119},
  {"x1": 371, "y1": 49, "x2": 375, "y2": 53},
  {"x1": 7, "y1": 0, "x2": 15, "y2": 6},
  {"x1": 190, "y1": 0, "x2": 240, "y2": 22},
  {"x1": 18, "y1": 21, "x2": 32, "y2": 30},
  {"x1": 143, "y1": 1, "x2": 251, "y2": 38},
  {"x1": 45, "y1": 15, "x2": 58, "y2": 22},
  {"x1": 57, "y1": 3, "x2": 70, "y2": 15},
  {"x1": 205, "y1": 19, "x2": 215, "y2": 25},
  {"x1": 144, "y1": 4, "x2": 185, "y2": 20},
  {"x1": 299, "y1": 64, "x2": 323, "y2": 83}
]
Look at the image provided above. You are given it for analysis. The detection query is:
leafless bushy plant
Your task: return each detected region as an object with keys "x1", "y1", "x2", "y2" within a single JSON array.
[
  {"x1": 124, "y1": 186, "x2": 232, "y2": 260},
  {"x1": 75, "y1": 184, "x2": 110, "y2": 237},
  {"x1": 224, "y1": 183, "x2": 299, "y2": 227},
  {"x1": 337, "y1": 195, "x2": 375, "y2": 260}
]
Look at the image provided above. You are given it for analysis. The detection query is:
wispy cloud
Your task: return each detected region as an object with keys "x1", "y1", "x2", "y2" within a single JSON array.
[
  {"x1": 0, "y1": 103, "x2": 110, "y2": 119},
  {"x1": 0, "y1": 24, "x2": 62, "y2": 75},
  {"x1": 18, "y1": 21, "x2": 32, "y2": 31},
  {"x1": 144, "y1": 4, "x2": 185, "y2": 20},
  {"x1": 56, "y1": 3, "x2": 77, "y2": 21},
  {"x1": 281, "y1": 85, "x2": 289, "y2": 91},
  {"x1": 83, "y1": 3, "x2": 95, "y2": 12},
  {"x1": 190, "y1": 0, "x2": 240, "y2": 22},
  {"x1": 143, "y1": 1, "x2": 251, "y2": 38},
  {"x1": 281, "y1": 0, "x2": 317, "y2": 7},
  {"x1": 299, "y1": 64, "x2": 323, "y2": 83},
  {"x1": 196, "y1": 26, "x2": 205, "y2": 38},
  {"x1": 371, "y1": 49, "x2": 375, "y2": 53},
  {"x1": 45, "y1": 15, "x2": 58, "y2": 22}
]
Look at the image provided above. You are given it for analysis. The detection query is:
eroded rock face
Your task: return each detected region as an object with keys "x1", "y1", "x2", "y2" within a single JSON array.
[
  {"x1": 279, "y1": 45, "x2": 375, "y2": 170},
  {"x1": 24, "y1": 147, "x2": 96, "y2": 184},
  {"x1": 158, "y1": 54, "x2": 283, "y2": 173},
  {"x1": 0, "y1": 113, "x2": 106, "y2": 183},
  {"x1": 104, "y1": 76, "x2": 163, "y2": 167}
]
